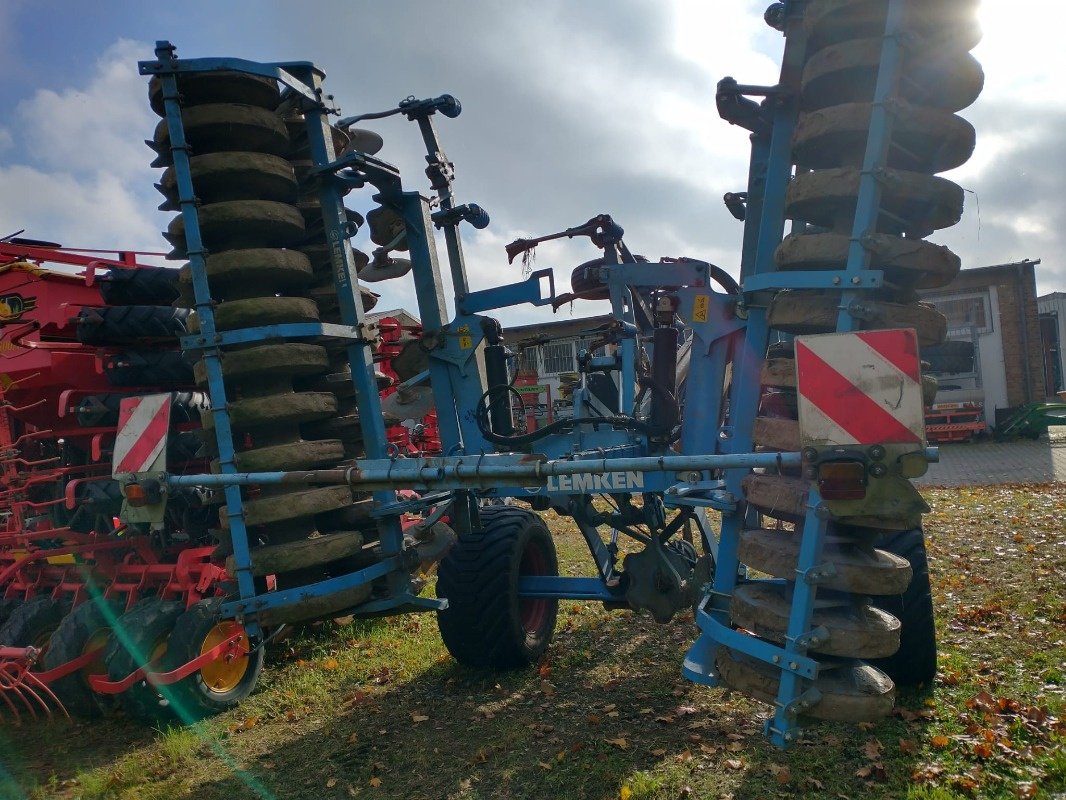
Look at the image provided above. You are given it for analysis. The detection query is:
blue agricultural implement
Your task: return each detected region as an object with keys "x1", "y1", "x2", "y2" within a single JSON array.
[{"x1": 2, "y1": 0, "x2": 983, "y2": 749}]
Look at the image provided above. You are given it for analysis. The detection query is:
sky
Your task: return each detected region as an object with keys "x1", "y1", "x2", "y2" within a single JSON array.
[{"x1": 0, "y1": 0, "x2": 1060, "y2": 325}]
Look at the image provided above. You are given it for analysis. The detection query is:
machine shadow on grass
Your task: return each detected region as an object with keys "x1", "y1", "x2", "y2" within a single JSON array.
[{"x1": 187, "y1": 616, "x2": 927, "y2": 800}]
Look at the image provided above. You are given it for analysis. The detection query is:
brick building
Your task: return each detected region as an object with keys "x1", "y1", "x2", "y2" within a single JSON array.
[{"x1": 919, "y1": 259, "x2": 1045, "y2": 425}]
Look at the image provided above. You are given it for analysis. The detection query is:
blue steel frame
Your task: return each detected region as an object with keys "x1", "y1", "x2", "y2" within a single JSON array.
[
  {"x1": 681, "y1": 0, "x2": 913, "y2": 746},
  {"x1": 143, "y1": 0, "x2": 915, "y2": 744},
  {"x1": 140, "y1": 43, "x2": 424, "y2": 630}
]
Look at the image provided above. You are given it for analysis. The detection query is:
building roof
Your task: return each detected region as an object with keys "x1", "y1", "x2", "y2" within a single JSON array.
[
  {"x1": 506, "y1": 314, "x2": 615, "y2": 346},
  {"x1": 365, "y1": 308, "x2": 420, "y2": 328}
]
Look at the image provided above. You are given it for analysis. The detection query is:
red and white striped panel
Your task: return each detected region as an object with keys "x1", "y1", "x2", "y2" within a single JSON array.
[
  {"x1": 112, "y1": 394, "x2": 171, "y2": 476},
  {"x1": 794, "y1": 329, "x2": 925, "y2": 447}
]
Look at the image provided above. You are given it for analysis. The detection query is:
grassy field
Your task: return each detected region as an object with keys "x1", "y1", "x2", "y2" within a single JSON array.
[{"x1": 1, "y1": 484, "x2": 1063, "y2": 800}]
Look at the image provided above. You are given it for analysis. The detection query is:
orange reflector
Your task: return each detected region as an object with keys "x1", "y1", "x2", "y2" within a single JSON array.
[
  {"x1": 817, "y1": 460, "x2": 867, "y2": 500},
  {"x1": 124, "y1": 483, "x2": 150, "y2": 506},
  {"x1": 124, "y1": 480, "x2": 161, "y2": 506}
]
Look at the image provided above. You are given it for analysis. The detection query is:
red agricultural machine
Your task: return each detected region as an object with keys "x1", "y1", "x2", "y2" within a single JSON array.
[{"x1": 0, "y1": 239, "x2": 436, "y2": 721}]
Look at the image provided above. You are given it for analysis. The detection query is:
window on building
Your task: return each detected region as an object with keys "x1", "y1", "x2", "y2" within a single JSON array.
[
  {"x1": 929, "y1": 293, "x2": 991, "y2": 334},
  {"x1": 518, "y1": 347, "x2": 539, "y2": 373},
  {"x1": 541, "y1": 341, "x2": 576, "y2": 375},
  {"x1": 576, "y1": 337, "x2": 605, "y2": 359}
]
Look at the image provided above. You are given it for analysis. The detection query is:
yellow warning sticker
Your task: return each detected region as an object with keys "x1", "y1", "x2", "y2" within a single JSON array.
[
  {"x1": 459, "y1": 336, "x2": 473, "y2": 349},
  {"x1": 692, "y1": 295, "x2": 710, "y2": 323}
]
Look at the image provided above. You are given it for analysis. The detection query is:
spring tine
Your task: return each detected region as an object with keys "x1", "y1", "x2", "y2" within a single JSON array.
[
  {"x1": 24, "y1": 673, "x2": 67, "y2": 719},
  {"x1": 0, "y1": 682, "x2": 23, "y2": 723}
]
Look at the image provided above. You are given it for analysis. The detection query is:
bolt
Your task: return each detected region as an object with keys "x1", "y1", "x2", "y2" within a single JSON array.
[
  {"x1": 772, "y1": 655, "x2": 781, "y2": 664},
  {"x1": 789, "y1": 661, "x2": 798, "y2": 670},
  {"x1": 832, "y1": 276, "x2": 841, "y2": 285},
  {"x1": 851, "y1": 276, "x2": 862, "y2": 285}
]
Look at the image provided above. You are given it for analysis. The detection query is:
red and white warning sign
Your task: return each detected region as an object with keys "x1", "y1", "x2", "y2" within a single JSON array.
[
  {"x1": 794, "y1": 329, "x2": 925, "y2": 447},
  {"x1": 112, "y1": 394, "x2": 171, "y2": 476}
]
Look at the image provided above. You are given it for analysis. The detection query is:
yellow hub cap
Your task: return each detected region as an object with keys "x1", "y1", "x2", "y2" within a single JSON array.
[{"x1": 198, "y1": 622, "x2": 249, "y2": 694}]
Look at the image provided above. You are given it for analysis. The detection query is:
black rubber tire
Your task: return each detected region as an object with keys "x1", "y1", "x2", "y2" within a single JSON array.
[
  {"x1": 104, "y1": 350, "x2": 194, "y2": 387},
  {"x1": 436, "y1": 506, "x2": 559, "y2": 669},
  {"x1": 161, "y1": 597, "x2": 263, "y2": 721},
  {"x1": 0, "y1": 598, "x2": 21, "y2": 630},
  {"x1": 867, "y1": 528, "x2": 937, "y2": 687},
  {"x1": 75, "y1": 391, "x2": 207, "y2": 428},
  {"x1": 104, "y1": 598, "x2": 185, "y2": 725},
  {"x1": 98, "y1": 266, "x2": 180, "y2": 306},
  {"x1": 0, "y1": 596, "x2": 70, "y2": 649},
  {"x1": 77, "y1": 305, "x2": 191, "y2": 345},
  {"x1": 42, "y1": 597, "x2": 124, "y2": 718}
]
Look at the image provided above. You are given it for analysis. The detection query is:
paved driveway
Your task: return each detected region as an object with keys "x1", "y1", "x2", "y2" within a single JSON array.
[{"x1": 916, "y1": 429, "x2": 1066, "y2": 486}]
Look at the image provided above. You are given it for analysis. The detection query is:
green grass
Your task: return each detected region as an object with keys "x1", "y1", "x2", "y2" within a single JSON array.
[{"x1": 1, "y1": 486, "x2": 1064, "y2": 800}]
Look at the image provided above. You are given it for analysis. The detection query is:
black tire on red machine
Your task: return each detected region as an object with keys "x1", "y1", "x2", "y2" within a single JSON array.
[
  {"x1": 436, "y1": 506, "x2": 559, "y2": 669},
  {"x1": 42, "y1": 597, "x2": 125, "y2": 718},
  {"x1": 98, "y1": 265, "x2": 181, "y2": 307},
  {"x1": 76, "y1": 305, "x2": 191, "y2": 345},
  {"x1": 161, "y1": 597, "x2": 263, "y2": 721},
  {"x1": 867, "y1": 528, "x2": 937, "y2": 687},
  {"x1": 0, "y1": 598, "x2": 22, "y2": 630},
  {"x1": 0, "y1": 595, "x2": 70, "y2": 650},
  {"x1": 104, "y1": 598, "x2": 184, "y2": 725}
]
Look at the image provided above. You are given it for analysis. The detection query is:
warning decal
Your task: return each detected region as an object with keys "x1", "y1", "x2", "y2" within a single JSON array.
[{"x1": 795, "y1": 329, "x2": 926, "y2": 447}]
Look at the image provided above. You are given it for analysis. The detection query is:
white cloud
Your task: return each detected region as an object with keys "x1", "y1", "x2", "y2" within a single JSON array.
[{"x1": 3, "y1": 38, "x2": 167, "y2": 252}]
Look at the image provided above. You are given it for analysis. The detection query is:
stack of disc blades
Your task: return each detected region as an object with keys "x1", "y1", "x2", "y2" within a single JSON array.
[
  {"x1": 725, "y1": 0, "x2": 983, "y2": 720},
  {"x1": 148, "y1": 71, "x2": 375, "y2": 624}
]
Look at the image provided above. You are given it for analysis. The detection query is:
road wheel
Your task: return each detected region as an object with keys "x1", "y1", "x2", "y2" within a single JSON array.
[
  {"x1": 0, "y1": 596, "x2": 69, "y2": 650},
  {"x1": 162, "y1": 597, "x2": 263, "y2": 721},
  {"x1": 42, "y1": 597, "x2": 124, "y2": 718},
  {"x1": 436, "y1": 506, "x2": 558, "y2": 669},
  {"x1": 867, "y1": 528, "x2": 937, "y2": 687},
  {"x1": 105, "y1": 598, "x2": 184, "y2": 725}
]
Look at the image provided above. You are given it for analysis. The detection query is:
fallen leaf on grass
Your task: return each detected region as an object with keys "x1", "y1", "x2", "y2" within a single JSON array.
[
  {"x1": 411, "y1": 714, "x2": 429, "y2": 723},
  {"x1": 724, "y1": 758, "x2": 744, "y2": 770},
  {"x1": 538, "y1": 761, "x2": 553, "y2": 770},
  {"x1": 326, "y1": 778, "x2": 337, "y2": 788},
  {"x1": 899, "y1": 738, "x2": 918, "y2": 755},
  {"x1": 863, "y1": 739, "x2": 884, "y2": 760},
  {"x1": 369, "y1": 777, "x2": 381, "y2": 788},
  {"x1": 323, "y1": 658, "x2": 339, "y2": 670},
  {"x1": 769, "y1": 764, "x2": 791, "y2": 785},
  {"x1": 931, "y1": 735, "x2": 951, "y2": 749},
  {"x1": 855, "y1": 763, "x2": 887, "y2": 782},
  {"x1": 229, "y1": 716, "x2": 258, "y2": 733},
  {"x1": 605, "y1": 737, "x2": 628, "y2": 750},
  {"x1": 650, "y1": 748, "x2": 667, "y2": 757}
]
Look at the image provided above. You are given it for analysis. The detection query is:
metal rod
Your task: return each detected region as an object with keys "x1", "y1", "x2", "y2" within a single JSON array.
[{"x1": 166, "y1": 451, "x2": 808, "y2": 491}]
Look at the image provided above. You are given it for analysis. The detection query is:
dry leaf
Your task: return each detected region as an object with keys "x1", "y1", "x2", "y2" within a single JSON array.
[
  {"x1": 770, "y1": 764, "x2": 791, "y2": 785},
  {"x1": 605, "y1": 737, "x2": 629, "y2": 750},
  {"x1": 411, "y1": 714, "x2": 429, "y2": 723},
  {"x1": 230, "y1": 716, "x2": 258, "y2": 733},
  {"x1": 369, "y1": 777, "x2": 382, "y2": 788},
  {"x1": 724, "y1": 758, "x2": 744, "y2": 770},
  {"x1": 650, "y1": 748, "x2": 667, "y2": 757},
  {"x1": 863, "y1": 739, "x2": 884, "y2": 760},
  {"x1": 326, "y1": 778, "x2": 338, "y2": 788},
  {"x1": 323, "y1": 658, "x2": 339, "y2": 670},
  {"x1": 538, "y1": 761, "x2": 552, "y2": 770},
  {"x1": 899, "y1": 738, "x2": 918, "y2": 755},
  {"x1": 931, "y1": 735, "x2": 951, "y2": 749}
]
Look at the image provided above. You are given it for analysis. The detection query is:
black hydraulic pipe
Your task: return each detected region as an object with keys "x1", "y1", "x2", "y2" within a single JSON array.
[
  {"x1": 650, "y1": 326, "x2": 679, "y2": 434},
  {"x1": 481, "y1": 318, "x2": 514, "y2": 436}
]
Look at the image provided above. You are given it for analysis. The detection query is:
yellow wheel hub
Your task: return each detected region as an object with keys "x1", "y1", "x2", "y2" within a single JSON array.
[
  {"x1": 82, "y1": 627, "x2": 110, "y2": 680},
  {"x1": 198, "y1": 622, "x2": 249, "y2": 694}
]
